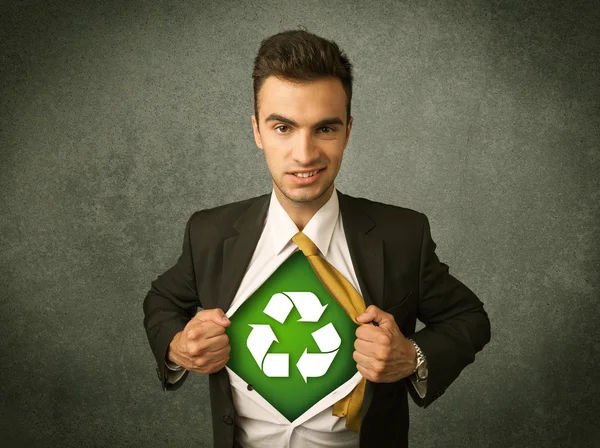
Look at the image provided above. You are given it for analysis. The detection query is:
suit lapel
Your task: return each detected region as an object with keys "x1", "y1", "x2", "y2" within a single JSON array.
[
  {"x1": 219, "y1": 192, "x2": 271, "y2": 313},
  {"x1": 337, "y1": 189, "x2": 385, "y2": 310}
]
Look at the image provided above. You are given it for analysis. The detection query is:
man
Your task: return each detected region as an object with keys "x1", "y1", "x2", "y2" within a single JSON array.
[{"x1": 143, "y1": 29, "x2": 491, "y2": 448}]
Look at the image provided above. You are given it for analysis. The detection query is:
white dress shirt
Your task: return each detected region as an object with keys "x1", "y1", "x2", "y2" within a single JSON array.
[{"x1": 166, "y1": 186, "x2": 427, "y2": 447}]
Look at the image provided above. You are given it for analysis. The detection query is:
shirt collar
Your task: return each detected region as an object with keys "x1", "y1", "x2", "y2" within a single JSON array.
[{"x1": 267, "y1": 186, "x2": 340, "y2": 257}]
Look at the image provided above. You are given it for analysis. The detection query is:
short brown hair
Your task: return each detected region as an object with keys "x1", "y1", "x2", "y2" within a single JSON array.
[{"x1": 252, "y1": 29, "x2": 354, "y2": 130}]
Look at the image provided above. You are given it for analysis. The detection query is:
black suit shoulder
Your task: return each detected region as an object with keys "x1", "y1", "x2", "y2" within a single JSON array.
[
  {"x1": 340, "y1": 192, "x2": 427, "y2": 235},
  {"x1": 187, "y1": 193, "x2": 270, "y2": 237}
]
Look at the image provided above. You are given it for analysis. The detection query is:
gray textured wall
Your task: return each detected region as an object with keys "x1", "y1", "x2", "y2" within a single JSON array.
[{"x1": 1, "y1": 0, "x2": 598, "y2": 447}]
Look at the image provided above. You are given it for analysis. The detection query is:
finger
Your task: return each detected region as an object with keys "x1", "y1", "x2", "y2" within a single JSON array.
[
  {"x1": 355, "y1": 324, "x2": 389, "y2": 344},
  {"x1": 204, "y1": 333, "x2": 230, "y2": 352},
  {"x1": 193, "y1": 308, "x2": 231, "y2": 326},
  {"x1": 200, "y1": 343, "x2": 230, "y2": 362},
  {"x1": 353, "y1": 350, "x2": 384, "y2": 372},
  {"x1": 191, "y1": 347, "x2": 230, "y2": 371},
  {"x1": 187, "y1": 320, "x2": 227, "y2": 340},
  {"x1": 356, "y1": 363, "x2": 378, "y2": 382},
  {"x1": 208, "y1": 354, "x2": 230, "y2": 372},
  {"x1": 354, "y1": 337, "x2": 392, "y2": 363},
  {"x1": 189, "y1": 334, "x2": 229, "y2": 355},
  {"x1": 189, "y1": 355, "x2": 229, "y2": 374},
  {"x1": 356, "y1": 305, "x2": 394, "y2": 328},
  {"x1": 354, "y1": 337, "x2": 386, "y2": 360}
]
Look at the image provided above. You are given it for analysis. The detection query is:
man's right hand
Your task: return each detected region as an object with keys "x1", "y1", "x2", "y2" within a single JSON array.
[{"x1": 167, "y1": 308, "x2": 231, "y2": 374}]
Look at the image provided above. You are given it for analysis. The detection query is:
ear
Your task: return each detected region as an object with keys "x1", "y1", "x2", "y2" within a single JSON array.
[
  {"x1": 344, "y1": 115, "x2": 353, "y2": 148},
  {"x1": 251, "y1": 114, "x2": 264, "y2": 150}
]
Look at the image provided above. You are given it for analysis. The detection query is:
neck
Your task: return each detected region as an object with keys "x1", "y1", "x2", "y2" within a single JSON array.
[{"x1": 273, "y1": 183, "x2": 335, "y2": 231}]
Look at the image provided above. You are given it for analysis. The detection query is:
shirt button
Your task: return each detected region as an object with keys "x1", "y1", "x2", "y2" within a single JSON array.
[
  {"x1": 223, "y1": 415, "x2": 233, "y2": 426},
  {"x1": 247, "y1": 384, "x2": 254, "y2": 391}
]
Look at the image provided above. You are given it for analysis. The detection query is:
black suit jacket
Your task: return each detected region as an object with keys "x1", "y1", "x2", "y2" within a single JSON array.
[{"x1": 143, "y1": 189, "x2": 491, "y2": 448}]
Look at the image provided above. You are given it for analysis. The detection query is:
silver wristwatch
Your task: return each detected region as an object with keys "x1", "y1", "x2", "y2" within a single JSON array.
[{"x1": 407, "y1": 338, "x2": 428, "y2": 382}]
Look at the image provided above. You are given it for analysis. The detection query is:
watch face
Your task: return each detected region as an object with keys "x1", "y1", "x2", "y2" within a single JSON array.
[{"x1": 417, "y1": 363, "x2": 428, "y2": 380}]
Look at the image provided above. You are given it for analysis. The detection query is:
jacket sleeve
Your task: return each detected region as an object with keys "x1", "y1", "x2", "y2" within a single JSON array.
[
  {"x1": 405, "y1": 213, "x2": 491, "y2": 408},
  {"x1": 143, "y1": 212, "x2": 200, "y2": 391}
]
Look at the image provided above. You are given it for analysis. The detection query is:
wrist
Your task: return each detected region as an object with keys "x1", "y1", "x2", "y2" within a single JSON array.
[
  {"x1": 410, "y1": 341, "x2": 418, "y2": 371},
  {"x1": 167, "y1": 331, "x2": 183, "y2": 365}
]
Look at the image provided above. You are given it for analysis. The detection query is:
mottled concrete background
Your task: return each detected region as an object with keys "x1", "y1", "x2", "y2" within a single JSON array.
[{"x1": 1, "y1": 0, "x2": 598, "y2": 446}]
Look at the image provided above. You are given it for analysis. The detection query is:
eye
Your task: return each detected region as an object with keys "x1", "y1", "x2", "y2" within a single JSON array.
[
  {"x1": 319, "y1": 126, "x2": 335, "y2": 133},
  {"x1": 274, "y1": 125, "x2": 289, "y2": 134}
]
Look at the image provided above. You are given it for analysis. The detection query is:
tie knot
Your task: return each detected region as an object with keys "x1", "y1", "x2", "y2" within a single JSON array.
[{"x1": 292, "y1": 231, "x2": 319, "y2": 257}]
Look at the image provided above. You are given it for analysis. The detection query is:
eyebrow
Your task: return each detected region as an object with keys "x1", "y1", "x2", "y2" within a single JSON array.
[{"x1": 264, "y1": 113, "x2": 344, "y2": 128}]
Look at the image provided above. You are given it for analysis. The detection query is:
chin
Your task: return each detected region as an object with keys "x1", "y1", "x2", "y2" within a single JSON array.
[
  {"x1": 281, "y1": 183, "x2": 331, "y2": 204},
  {"x1": 288, "y1": 191, "x2": 322, "y2": 203}
]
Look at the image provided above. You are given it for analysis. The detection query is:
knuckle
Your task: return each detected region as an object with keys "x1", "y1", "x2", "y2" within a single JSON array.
[
  {"x1": 193, "y1": 357, "x2": 208, "y2": 368},
  {"x1": 379, "y1": 347, "x2": 390, "y2": 360},
  {"x1": 189, "y1": 343, "x2": 206, "y2": 357},
  {"x1": 188, "y1": 326, "x2": 203, "y2": 340}
]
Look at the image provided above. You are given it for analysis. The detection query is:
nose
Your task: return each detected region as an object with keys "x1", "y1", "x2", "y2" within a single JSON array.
[{"x1": 291, "y1": 129, "x2": 320, "y2": 166}]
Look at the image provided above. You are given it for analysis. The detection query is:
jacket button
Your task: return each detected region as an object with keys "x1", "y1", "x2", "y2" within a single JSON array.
[
  {"x1": 223, "y1": 415, "x2": 233, "y2": 426},
  {"x1": 247, "y1": 384, "x2": 254, "y2": 391}
]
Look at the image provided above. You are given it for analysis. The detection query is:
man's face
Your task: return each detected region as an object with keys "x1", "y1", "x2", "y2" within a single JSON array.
[{"x1": 251, "y1": 76, "x2": 352, "y2": 206}]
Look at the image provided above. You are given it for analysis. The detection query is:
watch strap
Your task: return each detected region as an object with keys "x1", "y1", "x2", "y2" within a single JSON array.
[{"x1": 407, "y1": 338, "x2": 427, "y2": 381}]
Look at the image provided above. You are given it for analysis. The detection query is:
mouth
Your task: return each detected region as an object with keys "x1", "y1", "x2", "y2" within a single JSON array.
[
  {"x1": 290, "y1": 168, "x2": 324, "y2": 178},
  {"x1": 288, "y1": 168, "x2": 325, "y2": 184}
]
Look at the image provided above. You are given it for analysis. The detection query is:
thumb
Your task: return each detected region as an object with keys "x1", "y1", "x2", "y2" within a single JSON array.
[
  {"x1": 194, "y1": 308, "x2": 231, "y2": 326},
  {"x1": 356, "y1": 305, "x2": 393, "y2": 327}
]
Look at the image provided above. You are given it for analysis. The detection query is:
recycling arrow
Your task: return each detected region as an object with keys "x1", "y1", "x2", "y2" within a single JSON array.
[
  {"x1": 263, "y1": 292, "x2": 328, "y2": 323},
  {"x1": 286, "y1": 292, "x2": 328, "y2": 322},
  {"x1": 247, "y1": 292, "x2": 341, "y2": 380},
  {"x1": 296, "y1": 322, "x2": 341, "y2": 382},
  {"x1": 296, "y1": 349, "x2": 338, "y2": 383},
  {"x1": 246, "y1": 324, "x2": 289, "y2": 377}
]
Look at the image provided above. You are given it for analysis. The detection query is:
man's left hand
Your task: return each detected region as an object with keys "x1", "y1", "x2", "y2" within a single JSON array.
[{"x1": 353, "y1": 305, "x2": 417, "y2": 382}]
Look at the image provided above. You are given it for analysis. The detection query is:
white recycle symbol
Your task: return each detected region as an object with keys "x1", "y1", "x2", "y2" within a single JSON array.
[{"x1": 246, "y1": 292, "x2": 341, "y2": 382}]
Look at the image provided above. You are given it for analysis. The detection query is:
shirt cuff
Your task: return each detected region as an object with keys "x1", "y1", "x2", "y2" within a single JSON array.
[{"x1": 410, "y1": 376, "x2": 427, "y2": 399}]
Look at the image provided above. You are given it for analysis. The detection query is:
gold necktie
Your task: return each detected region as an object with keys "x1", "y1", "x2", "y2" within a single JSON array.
[{"x1": 292, "y1": 231, "x2": 368, "y2": 433}]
